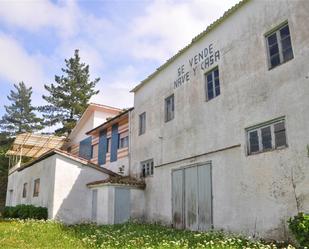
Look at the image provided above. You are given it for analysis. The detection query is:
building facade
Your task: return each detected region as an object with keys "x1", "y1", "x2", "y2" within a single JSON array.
[{"x1": 130, "y1": 0, "x2": 309, "y2": 239}]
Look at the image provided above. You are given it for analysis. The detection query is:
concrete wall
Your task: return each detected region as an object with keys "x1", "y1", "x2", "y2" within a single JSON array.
[
  {"x1": 91, "y1": 185, "x2": 145, "y2": 224},
  {"x1": 6, "y1": 156, "x2": 57, "y2": 218},
  {"x1": 6, "y1": 154, "x2": 109, "y2": 223},
  {"x1": 130, "y1": 0, "x2": 309, "y2": 240},
  {"x1": 52, "y1": 154, "x2": 109, "y2": 224}
]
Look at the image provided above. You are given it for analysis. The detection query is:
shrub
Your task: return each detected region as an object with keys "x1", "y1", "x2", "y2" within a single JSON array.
[
  {"x1": 288, "y1": 212, "x2": 309, "y2": 247},
  {"x1": 3, "y1": 205, "x2": 48, "y2": 220}
]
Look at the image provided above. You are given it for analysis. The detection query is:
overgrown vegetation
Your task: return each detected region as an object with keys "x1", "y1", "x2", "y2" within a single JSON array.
[
  {"x1": 288, "y1": 212, "x2": 309, "y2": 247},
  {"x1": 0, "y1": 220, "x2": 295, "y2": 249},
  {"x1": 3, "y1": 205, "x2": 47, "y2": 220}
]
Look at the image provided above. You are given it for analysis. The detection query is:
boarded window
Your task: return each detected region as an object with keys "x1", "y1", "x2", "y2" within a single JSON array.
[
  {"x1": 79, "y1": 137, "x2": 93, "y2": 160},
  {"x1": 141, "y1": 159, "x2": 154, "y2": 177},
  {"x1": 205, "y1": 67, "x2": 220, "y2": 101},
  {"x1": 266, "y1": 23, "x2": 293, "y2": 69},
  {"x1": 139, "y1": 112, "x2": 146, "y2": 135},
  {"x1": 165, "y1": 94, "x2": 174, "y2": 122},
  {"x1": 33, "y1": 179, "x2": 40, "y2": 197},
  {"x1": 22, "y1": 183, "x2": 27, "y2": 198},
  {"x1": 247, "y1": 118, "x2": 287, "y2": 155}
]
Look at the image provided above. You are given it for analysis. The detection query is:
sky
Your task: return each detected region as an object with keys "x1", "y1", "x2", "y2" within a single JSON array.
[{"x1": 0, "y1": 0, "x2": 239, "y2": 120}]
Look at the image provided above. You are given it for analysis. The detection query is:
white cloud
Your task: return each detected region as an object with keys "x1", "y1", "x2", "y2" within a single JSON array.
[
  {"x1": 0, "y1": 0, "x2": 79, "y2": 38},
  {"x1": 0, "y1": 33, "x2": 46, "y2": 90},
  {"x1": 127, "y1": 0, "x2": 239, "y2": 62}
]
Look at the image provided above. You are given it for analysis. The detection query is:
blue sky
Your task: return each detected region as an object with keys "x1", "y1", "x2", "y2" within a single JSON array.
[{"x1": 0, "y1": 0, "x2": 239, "y2": 120}]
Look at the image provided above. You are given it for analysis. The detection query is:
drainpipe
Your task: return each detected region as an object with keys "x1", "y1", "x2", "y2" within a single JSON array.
[{"x1": 128, "y1": 109, "x2": 132, "y2": 176}]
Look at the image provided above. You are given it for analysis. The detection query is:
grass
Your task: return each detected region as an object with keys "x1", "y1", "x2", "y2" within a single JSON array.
[{"x1": 0, "y1": 219, "x2": 295, "y2": 249}]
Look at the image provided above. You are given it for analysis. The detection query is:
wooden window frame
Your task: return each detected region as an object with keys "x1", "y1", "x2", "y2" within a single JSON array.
[
  {"x1": 246, "y1": 117, "x2": 287, "y2": 155},
  {"x1": 265, "y1": 22, "x2": 294, "y2": 70},
  {"x1": 165, "y1": 94, "x2": 175, "y2": 122},
  {"x1": 139, "y1": 112, "x2": 146, "y2": 135},
  {"x1": 205, "y1": 67, "x2": 220, "y2": 101},
  {"x1": 141, "y1": 159, "x2": 154, "y2": 177}
]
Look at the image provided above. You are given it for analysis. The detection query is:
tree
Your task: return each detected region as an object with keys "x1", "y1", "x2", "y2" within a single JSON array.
[
  {"x1": 40, "y1": 49, "x2": 100, "y2": 135},
  {"x1": 0, "y1": 82, "x2": 43, "y2": 135}
]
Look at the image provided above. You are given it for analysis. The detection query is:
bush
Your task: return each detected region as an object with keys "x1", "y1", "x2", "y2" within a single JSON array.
[
  {"x1": 3, "y1": 205, "x2": 48, "y2": 220},
  {"x1": 288, "y1": 212, "x2": 309, "y2": 247}
]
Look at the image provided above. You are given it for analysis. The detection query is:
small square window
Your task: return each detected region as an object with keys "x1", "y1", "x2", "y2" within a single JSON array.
[
  {"x1": 139, "y1": 112, "x2": 146, "y2": 135},
  {"x1": 141, "y1": 159, "x2": 154, "y2": 177},
  {"x1": 205, "y1": 67, "x2": 220, "y2": 101},
  {"x1": 266, "y1": 23, "x2": 294, "y2": 69},
  {"x1": 165, "y1": 94, "x2": 174, "y2": 122},
  {"x1": 33, "y1": 179, "x2": 40, "y2": 197}
]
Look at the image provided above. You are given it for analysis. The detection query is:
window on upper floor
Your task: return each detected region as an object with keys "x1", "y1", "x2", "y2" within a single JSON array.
[
  {"x1": 118, "y1": 132, "x2": 129, "y2": 149},
  {"x1": 246, "y1": 118, "x2": 287, "y2": 155},
  {"x1": 205, "y1": 67, "x2": 220, "y2": 101},
  {"x1": 165, "y1": 94, "x2": 174, "y2": 122},
  {"x1": 22, "y1": 183, "x2": 27, "y2": 198},
  {"x1": 33, "y1": 179, "x2": 40, "y2": 197},
  {"x1": 106, "y1": 137, "x2": 111, "y2": 153},
  {"x1": 141, "y1": 159, "x2": 154, "y2": 177},
  {"x1": 266, "y1": 22, "x2": 294, "y2": 69},
  {"x1": 139, "y1": 112, "x2": 146, "y2": 135},
  {"x1": 79, "y1": 137, "x2": 92, "y2": 160}
]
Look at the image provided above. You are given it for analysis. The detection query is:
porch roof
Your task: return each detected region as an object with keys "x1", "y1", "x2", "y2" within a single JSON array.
[{"x1": 6, "y1": 133, "x2": 66, "y2": 158}]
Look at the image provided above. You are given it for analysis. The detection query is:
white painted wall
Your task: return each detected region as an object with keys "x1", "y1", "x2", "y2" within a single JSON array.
[
  {"x1": 130, "y1": 0, "x2": 309, "y2": 240},
  {"x1": 6, "y1": 156, "x2": 57, "y2": 218},
  {"x1": 52, "y1": 154, "x2": 109, "y2": 224},
  {"x1": 6, "y1": 154, "x2": 110, "y2": 223}
]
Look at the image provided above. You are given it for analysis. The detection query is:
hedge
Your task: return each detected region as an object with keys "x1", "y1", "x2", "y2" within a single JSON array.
[
  {"x1": 3, "y1": 205, "x2": 48, "y2": 220},
  {"x1": 288, "y1": 212, "x2": 309, "y2": 247}
]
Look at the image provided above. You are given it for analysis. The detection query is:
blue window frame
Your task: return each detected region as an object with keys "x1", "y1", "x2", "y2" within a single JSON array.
[
  {"x1": 205, "y1": 67, "x2": 220, "y2": 101},
  {"x1": 79, "y1": 137, "x2": 93, "y2": 160}
]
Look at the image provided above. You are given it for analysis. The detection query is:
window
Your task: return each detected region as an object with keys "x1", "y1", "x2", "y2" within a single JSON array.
[
  {"x1": 247, "y1": 118, "x2": 287, "y2": 155},
  {"x1": 139, "y1": 112, "x2": 146, "y2": 135},
  {"x1": 118, "y1": 133, "x2": 129, "y2": 149},
  {"x1": 22, "y1": 183, "x2": 27, "y2": 198},
  {"x1": 165, "y1": 94, "x2": 174, "y2": 122},
  {"x1": 266, "y1": 23, "x2": 294, "y2": 69},
  {"x1": 33, "y1": 179, "x2": 40, "y2": 197},
  {"x1": 79, "y1": 137, "x2": 92, "y2": 160},
  {"x1": 106, "y1": 138, "x2": 111, "y2": 153},
  {"x1": 141, "y1": 159, "x2": 154, "y2": 177},
  {"x1": 205, "y1": 67, "x2": 220, "y2": 101}
]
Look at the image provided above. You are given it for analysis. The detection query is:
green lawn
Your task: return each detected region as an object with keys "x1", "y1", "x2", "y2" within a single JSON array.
[{"x1": 0, "y1": 219, "x2": 294, "y2": 249}]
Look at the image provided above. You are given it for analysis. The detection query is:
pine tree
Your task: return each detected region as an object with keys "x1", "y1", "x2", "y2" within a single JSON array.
[
  {"x1": 0, "y1": 82, "x2": 43, "y2": 135},
  {"x1": 40, "y1": 49, "x2": 100, "y2": 135}
]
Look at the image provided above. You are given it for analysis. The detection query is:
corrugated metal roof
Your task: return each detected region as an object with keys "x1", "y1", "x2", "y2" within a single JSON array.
[{"x1": 130, "y1": 0, "x2": 250, "y2": 93}]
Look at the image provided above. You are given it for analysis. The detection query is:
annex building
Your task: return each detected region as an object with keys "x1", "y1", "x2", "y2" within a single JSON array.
[{"x1": 5, "y1": 0, "x2": 309, "y2": 240}]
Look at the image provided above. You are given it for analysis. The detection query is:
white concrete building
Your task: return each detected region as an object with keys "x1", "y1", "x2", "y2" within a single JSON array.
[
  {"x1": 129, "y1": 0, "x2": 309, "y2": 240},
  {"x1": 5, "y1": 0, "x2": 309, "y2": 241}
]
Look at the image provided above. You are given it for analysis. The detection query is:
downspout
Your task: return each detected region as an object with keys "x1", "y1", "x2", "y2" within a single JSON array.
[{"x1": 128, "y1": 109, "x2": 132, "y2": 176}]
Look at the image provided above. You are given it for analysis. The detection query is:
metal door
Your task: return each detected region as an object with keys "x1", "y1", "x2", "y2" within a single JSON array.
[
  {"x1": 172, "y1": 169, "x2": 184, "y2": 229},
  {"x1": 91, "y1": 189, "x2": 98, "y2": 221},
  {"x1": 185, "y1": 166, "x2": 198, "y2": 230},
  {"x1": 197, "y1": 164, "x2": 212, "y2": 230},
  {"x1": 114, "y1": 188, "x2": 130, "y2": 224},
  {"x1": 172, "y1": 163, "x2": 212, "y2": 231}
]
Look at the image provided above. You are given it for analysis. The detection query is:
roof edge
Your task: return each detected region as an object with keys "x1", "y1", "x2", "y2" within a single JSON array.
[
  {"x1": 86, "y1": 107, "x2": 134, "y2": 135},
  {"x1": 130, "y1": 0, "x2": 250, "y2": 93},
  {"x1": 17, "y1": 149, "x2": 118, "y2": 176}
]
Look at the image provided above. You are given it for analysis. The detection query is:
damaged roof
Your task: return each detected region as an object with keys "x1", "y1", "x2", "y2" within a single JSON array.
[{"x1": 87, "y1": 176, "x2": 146, "y2": 189}]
